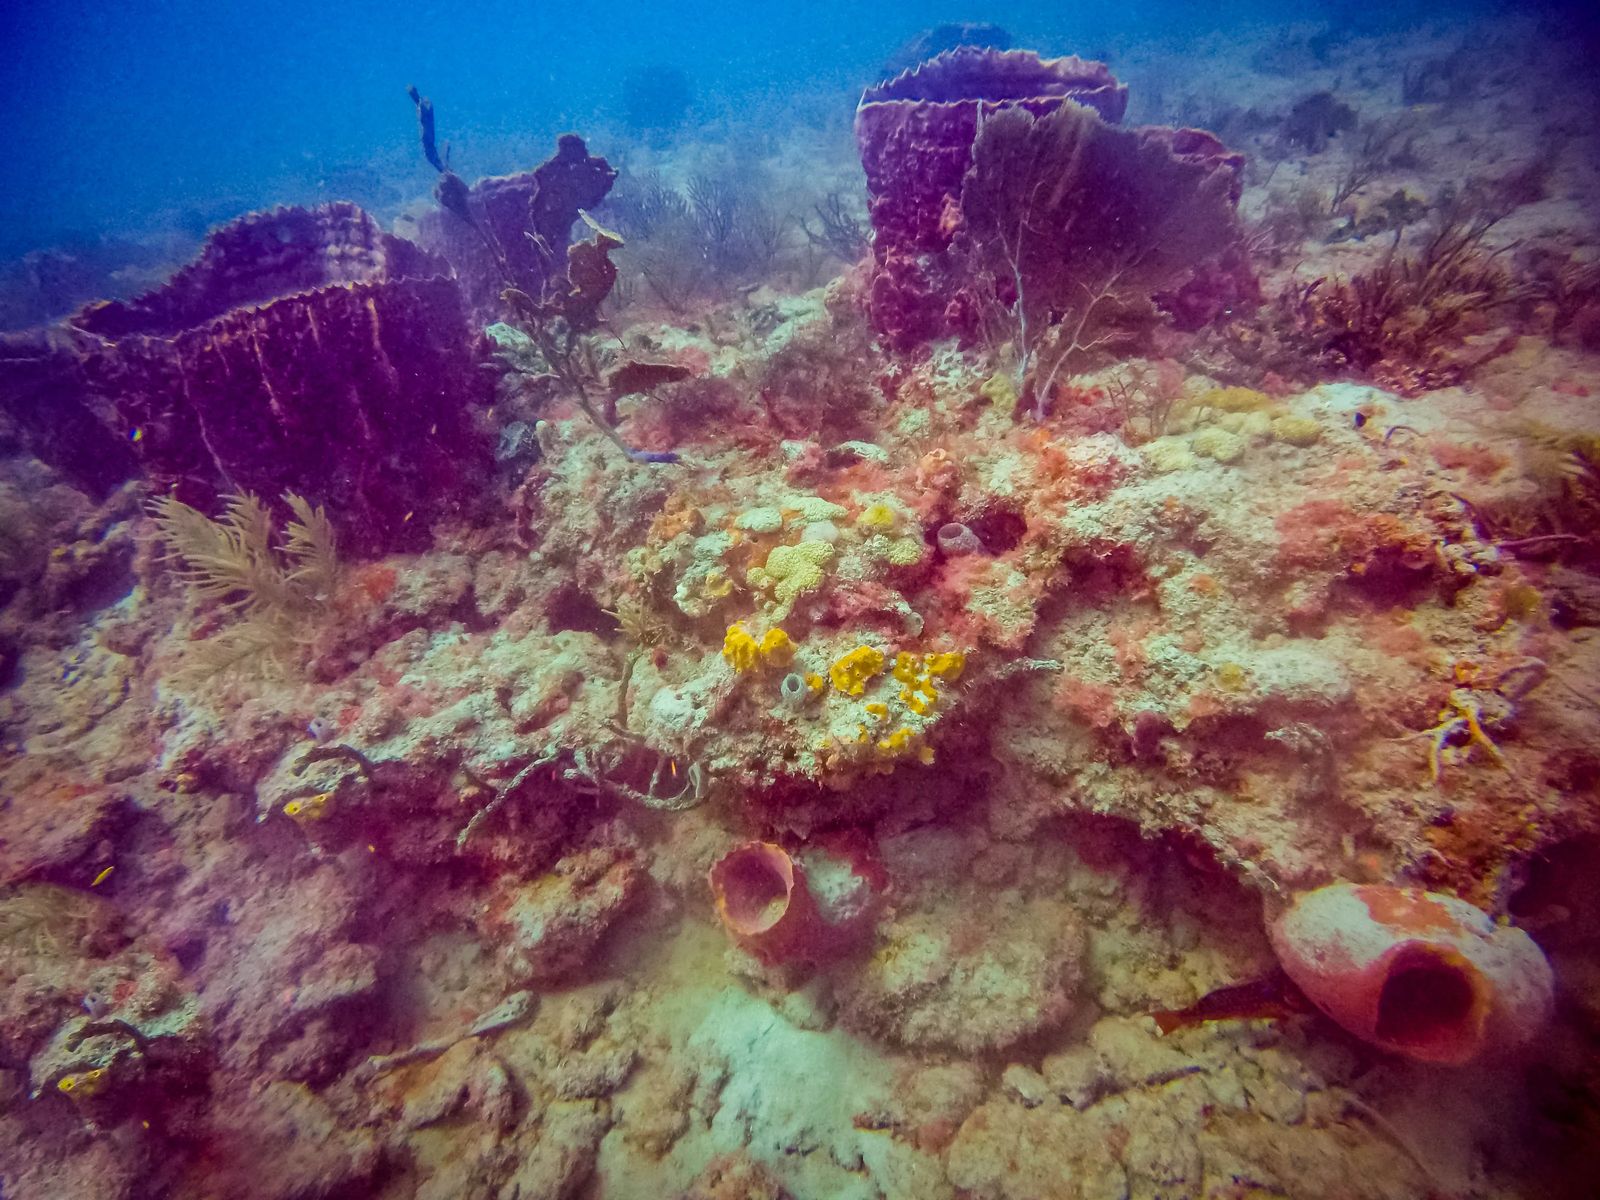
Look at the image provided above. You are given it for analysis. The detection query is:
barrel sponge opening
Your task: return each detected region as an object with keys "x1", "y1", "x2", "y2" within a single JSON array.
[{"x1": 1373, "y1": 944, "x2": 1488, "y2": 1058}]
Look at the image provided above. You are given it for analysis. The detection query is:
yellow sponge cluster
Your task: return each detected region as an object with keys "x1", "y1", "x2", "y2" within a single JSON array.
[
  {"x1": 284, "y1": 791, "x2": 333, "y2": 825},
  {"x1": 826, "y1": 713, "x2": 936, "y2": 774},
  {"x1": 857, "y1": 502, "x2": 898, "y2": 531},
  {"x1": 56, "y1": 1068, "x2": 109, "y2": 1100},
  {"x1": 830, "y1": 645, "x2": 885, "y2": 696},
  {"x1": 723, "y1": 623, "x2": 795, "y2": 672},
  {"x1": 893, "y1": 650, "x2": 966, "y2": 715}
]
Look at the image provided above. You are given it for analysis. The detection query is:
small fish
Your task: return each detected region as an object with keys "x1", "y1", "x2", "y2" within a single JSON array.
[
  {"x1": 1150, "y1": 969, "x2": 1312, "y2": 1035},
  {"x1": 306, "y1": 716, "x2": 336, "y2": 742},
  {"x1": 90, "y1": 865, "x2": 115, "y2": 887},
  {"x1": 129, "y1": 426, "x2": 144, "y2": 443}
]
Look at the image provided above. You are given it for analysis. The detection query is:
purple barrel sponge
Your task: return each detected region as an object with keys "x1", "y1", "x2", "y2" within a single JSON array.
[
  {"x1": 854, "y1": 47, "x2": 1254, "y2": 357},
  {"x1": 68, "y1": 203, "x2": 486, "y2": 556},
  {"x1": 857, "y1": 48, "x2": 1128, "y2": 257}
]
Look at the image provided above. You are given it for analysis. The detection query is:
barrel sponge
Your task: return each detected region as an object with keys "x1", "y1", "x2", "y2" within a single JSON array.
[
  {"x1": 1270, "y1": 883, "x2": 1553, "y2": 1066},
  {"x1": 709, "y1": 842, "x2": 823, "y2": 965}
]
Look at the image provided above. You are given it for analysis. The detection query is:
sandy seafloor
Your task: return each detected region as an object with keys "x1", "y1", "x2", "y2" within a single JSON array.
[{"x1": 3, "y1": 11, "x2": 1600, "y2": 1200}]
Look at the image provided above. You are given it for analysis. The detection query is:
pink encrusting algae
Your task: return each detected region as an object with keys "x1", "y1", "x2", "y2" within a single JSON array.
[{"x1": 1, "y1": 10, "x2": 1599, "y2": 1200}]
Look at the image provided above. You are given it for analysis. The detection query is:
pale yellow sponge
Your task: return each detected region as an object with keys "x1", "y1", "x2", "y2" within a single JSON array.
[
  {"x1": 736, "y1": 506, "x2": 785, "y2": 534},
  {"x1": 882, "y1": 536, "x2": 925, "y2": 567},
  {"x1": 1192, "y1": 427, "x2": 1247, "y2": 464},
  {"x1": 1144, "y1": 437, "x2": 1197, "y2": 473},
  {"x1": 789, "y1": 496, "x2": 848, "y2": 523},
  {"x1": 1219, "y1": 410, "x2": 1272, "y2": 438},
  {"x1": 1271, "y1": 414, "x2": 1322, "y2": 447},
  {"x1": 980, "y1": 370, "x2": 1018, "y2": 415},
  {"x1": 750, "y1": 540, "x2": 835, "y2": 618},
  {"x1": 1193, "y1": 385, "x2": 1274, "y2": 413}
]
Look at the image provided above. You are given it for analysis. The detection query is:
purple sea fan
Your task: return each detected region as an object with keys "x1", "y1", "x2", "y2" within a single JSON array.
[
  {"x1": 856, "y1": 48, "x2": 1129, "y2": 256},
  {"x1": 855, "y1": 48, "x2": 1128, "y2": 351},
  {"x1": 950, "y1": 106, "x2": 1251, "y2": 414},
  {"x1": 854, "y1": 46, "x2": 1255, "y2": 370}
]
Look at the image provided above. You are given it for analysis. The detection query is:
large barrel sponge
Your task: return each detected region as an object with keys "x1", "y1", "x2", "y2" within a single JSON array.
[{"x1": 65, "y1": 203, "x2": 486, "y2": 556}]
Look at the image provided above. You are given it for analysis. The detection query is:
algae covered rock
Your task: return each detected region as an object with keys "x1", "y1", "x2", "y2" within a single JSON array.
[{"x1": 836, "y1": 894, "x2": 1086, "y2": 1053}]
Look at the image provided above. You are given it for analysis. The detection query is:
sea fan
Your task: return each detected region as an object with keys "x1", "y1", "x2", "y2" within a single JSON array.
[
  {"x1": 149, "y1": 491, "x2": 339, "y2": 683},
  {"x1": 952, "y1": 102, "x2": 1244, "y2": 416},
  {"x1": 150, "y1": 492, "x2": 336, "y2": 614},
  {"x1": 167, "y1": 616, "x2": 303, "y2": 687},
  {"x1": 283, "y1": 493, "x2": 340, "y2": 604}
]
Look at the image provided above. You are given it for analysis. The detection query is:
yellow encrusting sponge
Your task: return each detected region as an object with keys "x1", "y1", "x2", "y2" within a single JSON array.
[{"x1": 830, "y1": 646, "x2": 886, "y2": 696}]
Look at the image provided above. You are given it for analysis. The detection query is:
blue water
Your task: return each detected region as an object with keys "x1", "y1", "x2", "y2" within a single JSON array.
[{"x1": 0, "y1": 0, "x2": 1555, "y2": 261}]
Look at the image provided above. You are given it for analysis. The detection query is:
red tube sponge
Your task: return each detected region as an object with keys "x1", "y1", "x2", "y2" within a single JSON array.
[{"x1": 709, "y1": 842, "x2": 824, "y2": 965}]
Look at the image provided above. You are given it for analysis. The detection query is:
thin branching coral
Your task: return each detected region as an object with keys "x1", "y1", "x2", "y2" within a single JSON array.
[
  {"x1": 605, "y1": 595, "x2": 668, "y2": 649},
  {"x1": 1327, "y1": 116, "x2": 1422, "y2": 213},
  {"x1": 1463, "y1": 430, "x2": 1600, "y2": 569},
  {"x1": 1272, "y1": 180, "x2": 1532, "y2": 393},
  {"x1": 149, "y1": 491, "x2": 338, "y2": 682},
  {"x1": 801, "y1": 189, "x2": 870, "y2": 264},
  {"x1": 150, "y1": 493, "x2": 336, "y2": 616}
]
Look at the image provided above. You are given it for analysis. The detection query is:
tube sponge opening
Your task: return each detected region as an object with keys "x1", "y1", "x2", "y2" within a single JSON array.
[
  {"x1": 708, "y1": 842, "x2": 819, "y2": 964},
  {"x1": 780, "y1": 672, "x2": 809, "y2": 708},
  {"x1": 717, "y1": 853, "x2": 791, "y2": 931},
  {"x1": 937, "y1": 522, "x2": 983, "y2": 555}
]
